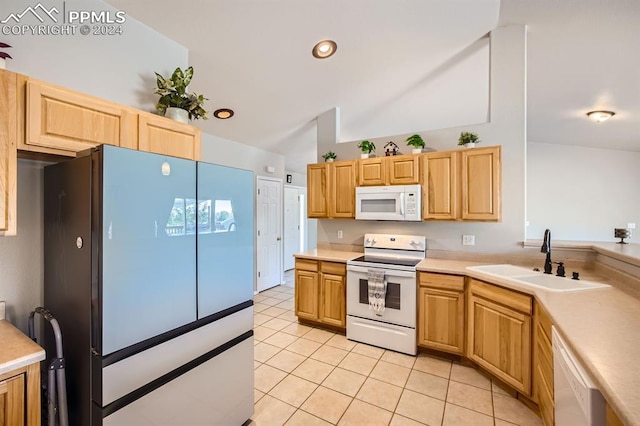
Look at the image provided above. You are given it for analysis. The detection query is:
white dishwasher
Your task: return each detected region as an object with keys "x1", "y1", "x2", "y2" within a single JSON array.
[{"x1": 552, "y1": 326, "x2": 606, "y2": 426}]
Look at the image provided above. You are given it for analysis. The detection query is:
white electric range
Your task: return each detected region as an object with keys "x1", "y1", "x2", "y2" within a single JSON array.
[{"x1": 346, "y1": 233, "x2": 426, "y2": 355}]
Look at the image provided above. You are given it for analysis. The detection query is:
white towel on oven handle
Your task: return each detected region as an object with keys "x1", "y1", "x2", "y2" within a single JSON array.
[{"x1": 367, "y1": 269, "x2": 387, "y2": 315}]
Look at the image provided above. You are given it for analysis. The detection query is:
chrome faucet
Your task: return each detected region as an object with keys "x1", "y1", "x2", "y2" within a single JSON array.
[{"x1": 541, "y1": 229, "x2": 553, "y2": 274}]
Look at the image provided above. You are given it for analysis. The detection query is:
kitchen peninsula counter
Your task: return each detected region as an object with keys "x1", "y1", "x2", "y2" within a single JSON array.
[{"x1": 293, "y1": 253, "x2": 640, "y2": 424}]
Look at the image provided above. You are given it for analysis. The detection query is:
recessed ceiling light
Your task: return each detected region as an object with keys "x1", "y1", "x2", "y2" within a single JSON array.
[
  {"x1": 586, "y1": 110, "x2": 615, "y2": 123},
  {"x1": 312, "y1": 40, "x2": 337, "y2": 59},
  {"x1": 213, "y1": 108, "x2": 234, "y2": 119}
]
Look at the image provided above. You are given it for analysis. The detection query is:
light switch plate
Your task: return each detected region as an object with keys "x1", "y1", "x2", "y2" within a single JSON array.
[{"x1": 462, "y1": 235, "x2": 475, "y2": 246}]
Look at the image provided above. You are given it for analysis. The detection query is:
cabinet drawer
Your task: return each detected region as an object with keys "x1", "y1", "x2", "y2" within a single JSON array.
[
  {"x1": 468, "y1": 278, "x2": 532, "y2": 315},
  {"x1": 419, "y1": 272, "x2": 464, "y2": 291},
  {"x1": 295, "y1": 259, "x2": 318, "y2": 272},
  {"x1": 320, "y1": 261, "x2": 346, "y2": 276}
]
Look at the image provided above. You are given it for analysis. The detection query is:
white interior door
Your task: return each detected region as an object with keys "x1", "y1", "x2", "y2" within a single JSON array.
[
  {"x1": 257, "y1": 177, "x2": 283, "y2": 292},
  {"x1": 283, "y1": 186, "x2": 301, "y2": 271}
]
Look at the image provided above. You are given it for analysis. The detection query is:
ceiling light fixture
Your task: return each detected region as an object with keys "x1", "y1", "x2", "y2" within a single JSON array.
[
  {"x1": 312, "y1": 40, "x2": 337, "y2": 59},
  {"x1": 213, "y1": 108, "x2": 234, "y2": 119},
  {"x1": 586, "y1": 110, "x2": 615, "y2": 123}
]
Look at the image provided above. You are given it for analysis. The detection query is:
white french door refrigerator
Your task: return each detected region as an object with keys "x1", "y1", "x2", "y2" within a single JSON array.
[{"x1": 43, "y1": 145, "x2": 254, "y2": 425}]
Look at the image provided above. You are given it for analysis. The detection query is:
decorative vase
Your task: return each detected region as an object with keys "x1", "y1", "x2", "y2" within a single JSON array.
[
  {"x1": 165, "y1": 107, "x2": 189, "y2": 123},
  {"x1": 412, "y1": 148, "x2": 422, "y2": 154},
  {"x1": 326, "y1": 158, "x2": 334, "y2": 163},
  {"x1": 0, "y1": 58, "x2": 5, "y2": 70},
  {"x1": 361, "y1": 153, "x2": 369, "y2": 159},
  {"x1": 466, "y1": 142, "x2": 476, "y2": 148}
]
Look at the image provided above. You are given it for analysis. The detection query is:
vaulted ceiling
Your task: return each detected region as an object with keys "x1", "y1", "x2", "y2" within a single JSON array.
[{"x1": 106, "y1": 0, "x2": 640, "y2": 173}]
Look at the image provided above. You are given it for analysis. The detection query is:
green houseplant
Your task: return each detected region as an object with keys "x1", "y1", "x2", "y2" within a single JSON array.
[
  {"x1": 458, "y1": 131, "x2": 480, "y2": 148},
  {"x1": 358, "y1": 140, "x2": 376, "y2": 158},
  {"x1": 322, "y1": 151, "x2": 337, "y2": 162},
  {"x1": 154, "y1": 66, "x2": 208, "y2": 122},
  {"x1": 406, "y1": 134, "x2": 425, "y2": 154}
]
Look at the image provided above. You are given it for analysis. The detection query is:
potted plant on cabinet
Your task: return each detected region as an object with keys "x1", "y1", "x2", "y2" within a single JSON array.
[
  {"x1": 0, "y1": 42, "x2": 12, "y2": 69},
  {"x1": 458, "y1": 131, "x2": 480, "y2": 148},
  {"x1": 358, "y1": 140, "x2": 376, "y2": 159},
  {"x1": 154, "y1": 66, "x2": 208, "y2": 123},
  {"x1": 406, "y1": 134, "x2": 426, "y2": 154},
  {"x1": 322, "y1": 151, "x2": 337, "y2": 162}
]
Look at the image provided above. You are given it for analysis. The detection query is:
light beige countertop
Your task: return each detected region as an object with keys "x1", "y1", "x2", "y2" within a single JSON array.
[
  {"x1": 293, "y1": 249, "x2": 362, "y2": 263},
  {"x1": 293, "y1": 253, "x2": 640, "y2": 424},
  {"x1": 0, "y1": 320, "x2": 45, "y2": 376}
]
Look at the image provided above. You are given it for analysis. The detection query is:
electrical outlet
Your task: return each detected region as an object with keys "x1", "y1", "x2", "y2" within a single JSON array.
[
  {"x1": 337, "y1": 230, "x2": 343, "y2": 239},
  {"x1": 462, "y1": 235, "x2": 475, "y2": 246},
  {"x1": 628, "y1": 223, "x2": 636, "y2": 229}
]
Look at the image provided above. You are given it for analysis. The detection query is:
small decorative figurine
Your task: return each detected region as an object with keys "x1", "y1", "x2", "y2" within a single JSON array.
[{"x1": 384, "y1": 141, "x2": 400, "y2": 156}]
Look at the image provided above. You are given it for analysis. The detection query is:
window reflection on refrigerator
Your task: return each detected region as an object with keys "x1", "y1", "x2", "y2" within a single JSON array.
[{"x1": 165, "y1": 198, "x2": 236, "y2": 236}]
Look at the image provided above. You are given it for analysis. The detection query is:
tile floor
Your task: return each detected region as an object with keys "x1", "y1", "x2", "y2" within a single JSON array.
[{"x1": 250, "y1": 272, "x2": 543, "y2": 426}]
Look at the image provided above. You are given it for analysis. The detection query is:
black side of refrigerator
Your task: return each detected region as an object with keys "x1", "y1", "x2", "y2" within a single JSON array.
[{"x1": 44, "y1": 154, "x2": 93, "y2": 426}]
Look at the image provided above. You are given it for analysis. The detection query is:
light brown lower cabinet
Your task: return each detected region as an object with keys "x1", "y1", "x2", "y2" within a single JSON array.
[
  {"x1": 418, "y1": 272, "x2": 465, "y2": 354},
  {"x1": 0, "y1": 373, "x2": 25, "y2": 425},
  {"x1": 467, "y1": 278, "x2": 533, "y2": 395},
  {"x1": 534, "y1": 301, "x2": 554, "y2": 426},
  {"x1": 295, "y1": 259, "x2": 346, "y2": 329}
]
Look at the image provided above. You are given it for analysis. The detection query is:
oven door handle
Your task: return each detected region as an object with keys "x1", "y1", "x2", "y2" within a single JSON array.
[{"x1": 347, "y1": 265, "x2": 416, "y2": 278}]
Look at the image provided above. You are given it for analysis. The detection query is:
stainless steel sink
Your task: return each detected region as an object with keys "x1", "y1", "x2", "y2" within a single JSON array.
[{"x1": 466, "y1": 264, "x2": 610, "y2": 292}]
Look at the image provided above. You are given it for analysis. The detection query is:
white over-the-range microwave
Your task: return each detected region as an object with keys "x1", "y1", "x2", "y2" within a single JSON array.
[{"x1": 355, "y1": 184, "x2": 421, "y2": 221}]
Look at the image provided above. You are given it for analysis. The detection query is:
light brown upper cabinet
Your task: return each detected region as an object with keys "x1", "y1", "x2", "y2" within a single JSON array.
[
  {"x1": 307, "y1": 163, "x2": 329, "y2": 218},
  {"x1": 387, "y1": 155, "x2": 420, "y2": 185},
  {"x1": 422, "y1": 151, "x2": 458, "y2": 220},
  {"x1": 422, "y1": 146, "x2": 501, "y2": 221},
  {"x1": 461, "y1": 146, "x2": 501, "y2": 221},
  {"x1": 307, "y1": 160, "x2": 357, "y2": 218},
  {"x1": 358, "y1": 157, "x2": 386, "y2": 186},
  {"x1": 358, "y1": 155, "x2": 420, "y2": 186},
  {"x1": 329, "y1": 160, "x2": 357, "y2": 218},
  {"x1": 25, "y1": 79, "x2": 138, "y2": 156},
  {"x1": 138, "y1": 111, "x2": 201, "y2": 160},
  {"x1": 0, "y1": 70, "x2": 18, "y2": 236}
]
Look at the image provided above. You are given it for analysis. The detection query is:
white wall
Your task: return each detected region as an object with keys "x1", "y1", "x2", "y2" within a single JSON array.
[
  {"x1": 0, "y1": 1, "x2": 189, "y2": 331},
  {"x1": 316, "y1": 26, "x2": 528, "y2": 253},
  {"x1": 527, "y1": 142, "x2": 640, "y2": 242},
  {"x1": 201, "y1": 133, "x2": 285, "y2": 180},
  {"x1": 2, "y1": 0, "x2": 187, "y2": 112}
]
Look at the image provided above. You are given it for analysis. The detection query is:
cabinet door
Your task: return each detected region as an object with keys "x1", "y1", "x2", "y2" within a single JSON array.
[
  {"x1": 329, "y1": 160, "x2": 357, "y2": 218},
  {"x1": 0, "y1": 373, "x2": 25, "y2": 425},
  {"x1": 422, "y1": 151, "x2": 458, "y2": 220},
  {"x1": 197, "y1": 162, "x2": 254, "y2": 318},
  {"x1": 358, "y1": 157, "x2": 386, "y2": 186},
  {"x1": 461, "y1": 146, "x2": 501, "y2": 221},
  {"x1": 295, "y1": 269, "x2": 319, "y2": 321},
  {"x1": 307, "y1": 163, "x2": 328, "y2": 218},
  {"x1": 0, "y1": 70, "x2": 18, "y2": 236},
  {"x1": 388, "y1": 155, "x2": 419, "y2": 185},
  {"x1": 418, "y1": 287, "x2": 465, "y2": 354},
  {"x1": 26, "y1": 79, "x2": 137, "y2": 155},
  {"x1": 101, "y1": 146, "x2": 197, "y2": 355},
  {"x1": 467, "y1": 290, "x2": 532, "y2": 394},
  {"x1": 319, "y1": 262, "x2": 346, "y2": 328},
  {"x1": 138, "y1": 112, "x2": 201, "y2": 160}
]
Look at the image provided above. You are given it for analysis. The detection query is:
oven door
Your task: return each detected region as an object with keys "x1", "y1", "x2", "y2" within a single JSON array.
[{"x1": 346, "y1": 265, "x2": 416, "y2": 328}]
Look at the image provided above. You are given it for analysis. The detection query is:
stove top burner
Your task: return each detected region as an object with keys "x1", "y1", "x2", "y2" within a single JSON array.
[{"x1": 350, "y1": 255, "x2": 422, "y2": 268}]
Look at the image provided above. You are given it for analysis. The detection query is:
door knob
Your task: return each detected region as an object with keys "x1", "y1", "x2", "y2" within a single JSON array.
[{"x1": 277, "y1": 237, "x2": 281, "y2": 241}]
